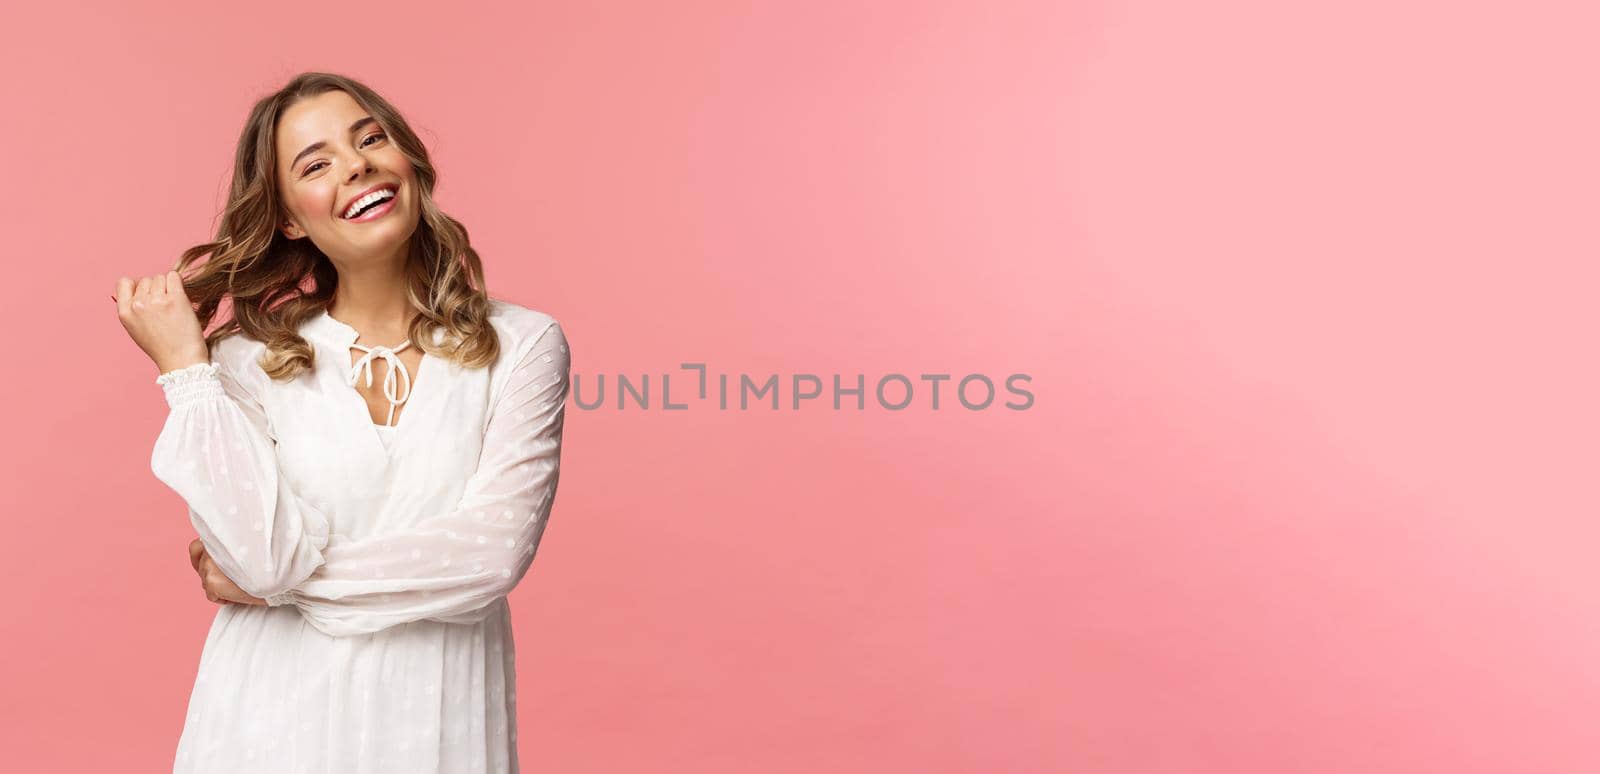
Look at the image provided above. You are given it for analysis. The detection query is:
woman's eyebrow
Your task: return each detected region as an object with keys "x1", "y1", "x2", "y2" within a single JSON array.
[{"x1": 290, "y1": 116, "x2": 379, "y2": 170}]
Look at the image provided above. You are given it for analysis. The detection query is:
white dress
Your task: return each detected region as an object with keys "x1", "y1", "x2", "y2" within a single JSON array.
[{"x1": 149, "y1": 297, "x2": 570, "y2": 774}]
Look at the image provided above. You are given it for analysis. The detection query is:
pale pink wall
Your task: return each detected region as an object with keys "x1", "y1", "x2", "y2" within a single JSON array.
[{"x1": 2, "y1": 0, "x2": 1597, "y2": 771}]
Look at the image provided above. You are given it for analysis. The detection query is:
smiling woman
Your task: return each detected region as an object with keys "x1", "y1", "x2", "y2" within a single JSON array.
[{"x1": 113, "y1": 72, "x2": 570, "y2": 773}]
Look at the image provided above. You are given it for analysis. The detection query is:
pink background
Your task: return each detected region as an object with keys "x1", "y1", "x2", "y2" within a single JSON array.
[{"x1": 3, "y1": 0, "x2": 1598, "y2": 771}]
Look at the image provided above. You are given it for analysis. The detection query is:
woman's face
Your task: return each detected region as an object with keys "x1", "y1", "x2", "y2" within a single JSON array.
[{"x1": 275, "y1": 89, "x2": 419, "y2": 265}]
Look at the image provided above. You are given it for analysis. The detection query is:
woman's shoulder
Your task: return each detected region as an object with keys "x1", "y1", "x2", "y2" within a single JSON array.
[
  {"x1": 485, "y1": 296, "x2": 565, "y2": 358},
  {"x1": 209, "y1": 329, "x2": 269, "y2": 373}
]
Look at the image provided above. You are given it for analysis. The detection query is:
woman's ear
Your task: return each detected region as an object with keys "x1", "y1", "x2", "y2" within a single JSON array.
[{"x1": 281, "y1": 219, "x2": 304, "y2": 240}]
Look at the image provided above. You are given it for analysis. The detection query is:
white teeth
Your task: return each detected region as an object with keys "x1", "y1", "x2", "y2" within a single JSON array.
[{"x1": 344, "y1": 188, "x2": 396, "y2": 218}]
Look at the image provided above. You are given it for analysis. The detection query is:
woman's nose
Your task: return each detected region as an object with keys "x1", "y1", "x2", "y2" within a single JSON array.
[{"x1": 346, "y1": 156, "x2": 375, "y2": 179}]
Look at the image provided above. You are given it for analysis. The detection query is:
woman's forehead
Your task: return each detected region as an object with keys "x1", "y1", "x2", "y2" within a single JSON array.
[{"x1": 277, "y1": 91, "x2": 367, "y2": 154}]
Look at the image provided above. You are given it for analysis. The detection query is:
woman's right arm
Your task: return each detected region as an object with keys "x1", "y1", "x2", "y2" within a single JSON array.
[{"x1": 150, "y1": 357, "x2": 331, "y2": 602}]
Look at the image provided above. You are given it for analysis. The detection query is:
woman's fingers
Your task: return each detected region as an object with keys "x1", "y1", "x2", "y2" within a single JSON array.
[
  {"x1": 114, "y1": 277, "x2": 137, "y2": 315},
  {"x1": 196, "y1": 550, "x2": 222, "y2": 603},
  {"x1": 200, "y1": 563, "x2": 227, "y2": 604},
  {"x1": 116, "y1": 272, "x2": 181, "y2": 311},
  {"x1": 189, "y1": 538, "x2": 205, "y2": 572},
  {"x1": 195, "y1": 550, "x2": 265, "y2": 606}
]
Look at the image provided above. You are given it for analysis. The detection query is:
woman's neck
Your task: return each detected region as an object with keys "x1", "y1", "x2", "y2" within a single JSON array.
[{"x1": 328, "y1": 264, "x2": 413, "y2": 344}]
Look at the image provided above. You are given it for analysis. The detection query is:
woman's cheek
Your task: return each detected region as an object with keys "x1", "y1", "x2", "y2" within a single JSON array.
[{"x1": 299, "y1": 190, "x2": 337, "y2": 221}]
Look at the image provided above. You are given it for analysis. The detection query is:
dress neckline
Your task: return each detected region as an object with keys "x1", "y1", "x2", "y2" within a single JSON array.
[{"x1": 304, "y1": 308, "x2": 441, "y2": 438}]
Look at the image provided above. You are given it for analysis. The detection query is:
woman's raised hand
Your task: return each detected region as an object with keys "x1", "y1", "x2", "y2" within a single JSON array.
[
  {"x1": 114, "y1": 270, "x2": 210, "y2": 375},
  {"x1": 189, "y1": 538, "x2": 269, "y2": 607}
]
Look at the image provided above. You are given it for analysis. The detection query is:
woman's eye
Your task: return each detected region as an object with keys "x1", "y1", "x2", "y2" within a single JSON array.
[{"x1": 301, "y1": 134, "x2": 386, "y2": 176}]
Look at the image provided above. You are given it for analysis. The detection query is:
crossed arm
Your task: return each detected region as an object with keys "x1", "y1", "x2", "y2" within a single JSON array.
[{"x1": 152, "y1": 322, "x2": 570, "y2": 636}]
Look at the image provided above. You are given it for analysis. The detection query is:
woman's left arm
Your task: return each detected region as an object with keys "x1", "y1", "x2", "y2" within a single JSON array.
[{"x1": 269, "y1": 321, "x2": 571, "y2": 637}]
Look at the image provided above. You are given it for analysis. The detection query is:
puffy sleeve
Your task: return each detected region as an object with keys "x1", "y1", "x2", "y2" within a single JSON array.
[
  {"x1": 150, "y1": 355, "x2": 332, "y2": 602},
  {"x1": 270, "y1": 321, "x2": 570, "y2": 637}
]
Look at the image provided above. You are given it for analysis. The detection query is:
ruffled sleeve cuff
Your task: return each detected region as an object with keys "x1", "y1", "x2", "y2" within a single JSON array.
[{"x1": 154, "y1": 362, "x2": 224, "y2": 409}]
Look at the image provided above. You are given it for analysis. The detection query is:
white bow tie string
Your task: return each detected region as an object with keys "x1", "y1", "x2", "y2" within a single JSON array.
[{"x1": 347, "y1": 340, "x2": 414, "y2": 427}]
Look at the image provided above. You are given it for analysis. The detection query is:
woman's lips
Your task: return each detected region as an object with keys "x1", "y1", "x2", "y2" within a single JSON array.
[{"x1": 345, "y1": 194, "x2": 397, "y2": 223}]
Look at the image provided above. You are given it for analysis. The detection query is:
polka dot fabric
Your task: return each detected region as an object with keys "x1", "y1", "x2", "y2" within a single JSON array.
[{"x1": 149, "y1": 298, "x2": 569, "y2": 773}]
